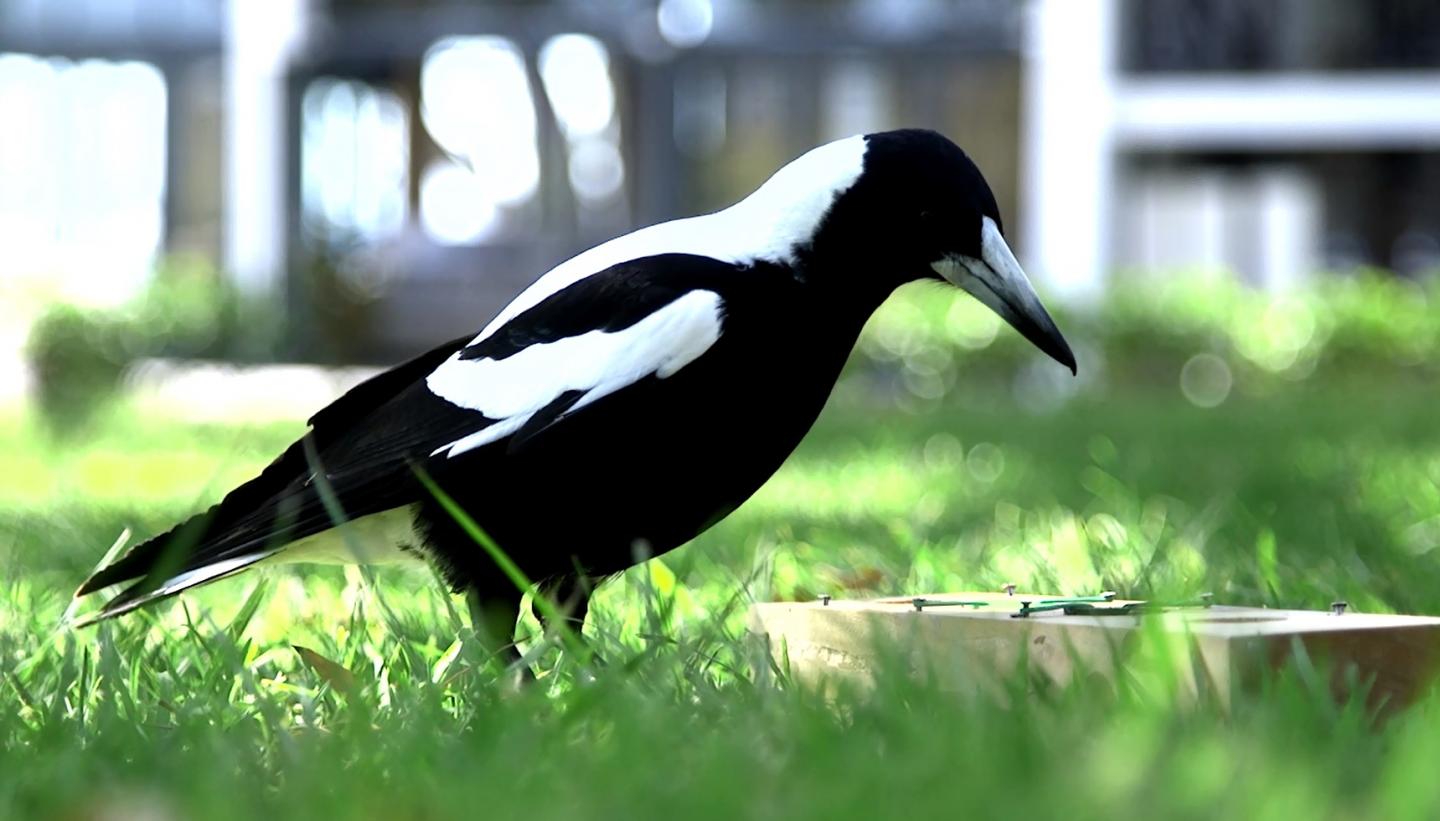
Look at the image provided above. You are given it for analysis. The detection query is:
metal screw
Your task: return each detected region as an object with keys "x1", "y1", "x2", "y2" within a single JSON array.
[
  {"x1": 1331, "y1": 600, "x2": 1348, "y2": 616},
  {"x1": 818, "y1": 594, "x2": 831, "y2": 607},
  {"x1": 912, "y1": 598, "x2": 926, "y2": 612},
  {"x1": 1003, "y1": 583, "x2": 1017, "y2": 596}
]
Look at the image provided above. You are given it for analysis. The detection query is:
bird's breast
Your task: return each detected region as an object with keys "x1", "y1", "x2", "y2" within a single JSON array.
[{"x1": 421, "y1": 296, "x2": 868, "y2": 580}]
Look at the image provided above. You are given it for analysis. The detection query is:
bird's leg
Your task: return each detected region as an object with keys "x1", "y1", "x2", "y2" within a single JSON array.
[
  {"x1": 536, "y1": 575, "x2": 603, "y2": 667},
  {"x1": 465, "y1": 587, "x2": 531, "y2": 686}
]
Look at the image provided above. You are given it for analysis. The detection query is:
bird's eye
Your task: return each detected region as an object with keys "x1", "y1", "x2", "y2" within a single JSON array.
[{"x1": 917, "y1": 209, "x2": 945, "y2": 241}]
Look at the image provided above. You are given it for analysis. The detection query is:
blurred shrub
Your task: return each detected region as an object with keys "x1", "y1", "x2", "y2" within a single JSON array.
[
  {"x1": 27, "y1": 261, "x2": 1440, "y2": 432},
  {"x1": 856, "y1": 269, "x2": 1440, "y2": 400},
  {"x1": 26, "y1": 258, "x2": 279, "y2": 435},
  {"x1": 291, "y1": 235, "x2": 383, "y2": 363},
  {"x1": 25, "y1": 306, "x2": 133, "y2": 433}
]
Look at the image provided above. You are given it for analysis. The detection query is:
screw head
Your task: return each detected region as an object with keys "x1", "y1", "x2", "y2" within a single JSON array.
[
  {"x1": 1003, "y1": 583, "x2": 1017, "y2": 596},
  {"x1": 818, "y1": 594, "x2": 832, "y2": 606},
  {"x1": 1331, "y1": 600, "x2": 1348, "y2": 615},
  {"x1": 912, "y1": 598, "x2": 926, "y2": 612}
]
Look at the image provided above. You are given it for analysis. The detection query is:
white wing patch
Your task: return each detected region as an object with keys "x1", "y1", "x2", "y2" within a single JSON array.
[
  {"x1": 428, "y1": 289, "x2": 726, "y2": 458},
  {"x1": 473, "y1": 135, "x2": 867, "y2": 344}
]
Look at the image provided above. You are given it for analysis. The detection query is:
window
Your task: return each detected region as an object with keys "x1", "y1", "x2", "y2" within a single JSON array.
[
  {"x1": 539, "y1": 34, "x2": 627, "y2": 207},
  {"x1": 419, "y1": 36, "x2": 540, "y2": 244},
  {"x1": 301, "y1": 77, "x2": 409, "y2": 243},
  {"x1": 0, "y1": 53, "x2": 167, "y2": 305}
]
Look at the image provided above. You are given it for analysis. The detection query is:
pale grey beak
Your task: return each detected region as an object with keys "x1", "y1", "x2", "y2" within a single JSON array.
[{"x1": 933, "y1": 216, "x2": 1077, "y2": 374}]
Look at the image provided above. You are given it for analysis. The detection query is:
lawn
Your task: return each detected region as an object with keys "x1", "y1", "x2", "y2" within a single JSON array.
[{"x1": 4, "y1": 351, "x2": 1440, "y2": 817}]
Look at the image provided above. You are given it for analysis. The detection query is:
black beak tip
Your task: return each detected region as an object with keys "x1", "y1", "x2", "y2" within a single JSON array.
[
  {"x1": 1039, "y1": 332, "x2": 1077, "y2": 376},
  {"x1": 1016, "y1": 321, "x2": 1077, "y2": 376}
]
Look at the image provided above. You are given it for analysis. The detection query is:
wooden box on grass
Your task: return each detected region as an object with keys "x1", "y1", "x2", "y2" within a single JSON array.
[{"x1": 750, "y1": 593, "x2": 1440, "y2": 711}]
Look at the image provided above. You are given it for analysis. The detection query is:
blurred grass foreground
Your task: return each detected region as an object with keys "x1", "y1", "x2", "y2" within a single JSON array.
[{"x1": 5, "y1": 272, "x2": 1440, "y2": 818}]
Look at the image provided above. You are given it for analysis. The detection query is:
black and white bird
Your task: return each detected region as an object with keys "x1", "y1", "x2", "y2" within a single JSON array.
[{"x1": 74, "y1": 129, "x2": 1075, "y2": 654}]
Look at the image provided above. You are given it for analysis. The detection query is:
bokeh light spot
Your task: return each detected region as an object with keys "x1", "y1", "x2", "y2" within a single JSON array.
[
  {"x1": 967, "y1": 443, "x2": 1006, "y2": 484},
  {"x1": 1180, "y1": 353, "x2": 1233, "y2": 408}
]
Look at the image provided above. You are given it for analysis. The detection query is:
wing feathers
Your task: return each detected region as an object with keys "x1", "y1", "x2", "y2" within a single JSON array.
[
  {"x1": 309, "y1": 334, "x2": 470, "y2": 431},
  {"x1": 428, "y1": 286, "x2": 725, "y2": 458},
  {"x1": 506, "y1": 389, "x2": 586, "y2": 454},
  {"x1": 76, "y1": 550, "x2": 275, "y2": 626},
  {"x1": 76, "y1": 254, "x2": 740, "y2": 620},
  {"x1": 75, "y1": 345, "x2": 475, "y2": 608}
]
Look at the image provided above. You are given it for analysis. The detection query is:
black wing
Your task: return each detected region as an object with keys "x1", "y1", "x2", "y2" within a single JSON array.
[
  {"x1": 74, "y1": 335, "x2": 474, "y2": 604},
  {"x1": 75, "y1": 254, "x2": 739, "y2": 621}
]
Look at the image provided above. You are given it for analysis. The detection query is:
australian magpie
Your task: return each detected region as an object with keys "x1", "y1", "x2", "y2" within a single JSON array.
[{"x1": 74, "y1": 129, "x2": 1075, "y2": 659}]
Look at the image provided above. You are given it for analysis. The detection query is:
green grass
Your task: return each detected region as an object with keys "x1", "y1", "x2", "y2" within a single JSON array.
[{"x1": 5, "y1": 375, "x2": 1440, "y2": 819}]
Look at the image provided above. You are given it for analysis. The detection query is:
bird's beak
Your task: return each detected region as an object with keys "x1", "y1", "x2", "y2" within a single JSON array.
[{"x1": 933, "y1": 216, "x2": 1077, "y2": 374}]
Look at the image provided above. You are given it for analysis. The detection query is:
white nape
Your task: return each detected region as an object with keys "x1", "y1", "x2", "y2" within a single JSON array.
[
  {"x1": 471, "y1": 134, "x2": 868, "y2": 343},
  {"x1": 429, "y1": 289, "x2": 725, "y2": 458}
]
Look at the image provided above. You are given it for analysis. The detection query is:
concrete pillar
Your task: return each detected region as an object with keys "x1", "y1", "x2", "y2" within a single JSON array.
[
  {"x1": 223, "y1": 0, "x2": 310, "y2": 296},
  {"x1": 1019, "y1": 0, "x2": 1118, "y2": 302}
]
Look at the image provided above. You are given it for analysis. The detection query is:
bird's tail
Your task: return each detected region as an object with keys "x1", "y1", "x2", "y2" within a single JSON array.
[{"x1": 70, "y1": 509, "x2": 276, "y2": 627}]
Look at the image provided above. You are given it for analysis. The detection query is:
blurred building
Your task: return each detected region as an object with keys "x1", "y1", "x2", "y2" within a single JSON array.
[
  {"x1": 1040, "y1": 0, "x2": 1440, "y2": 297},
  {"x1": 0, "y1": 0, "x2": 223, "y2": 305},
  {"x1": 2, "y1": 0, "x2": 1438, "y2": 361},
  {"x1": 278, "y1": 0, "x2": 1022, "y2": 356}
]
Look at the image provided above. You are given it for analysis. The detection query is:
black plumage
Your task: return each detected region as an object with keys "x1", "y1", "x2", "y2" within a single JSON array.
[{"x1": 74, "y1": 129, "x2": 1076, "y2": 660}]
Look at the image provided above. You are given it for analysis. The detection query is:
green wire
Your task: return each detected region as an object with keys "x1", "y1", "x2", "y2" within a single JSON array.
[
  {"x1": 907, "y1": 592, "x2": 1215, "y2": 618},
  {"x1": 1014, "y1": 594, "x2": 1216, "y2": 618},
  {"x1": 1036, "y1": 593, "x2": 1117, "y2": 605},
  {"x1": 911, "y1": 598, "x2": 990, "y2": 611}
]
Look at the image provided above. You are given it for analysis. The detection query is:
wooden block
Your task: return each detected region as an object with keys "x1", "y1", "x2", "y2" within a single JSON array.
[{"x1": 750, "y1": 593, "x2": 1440, "y2": 711}]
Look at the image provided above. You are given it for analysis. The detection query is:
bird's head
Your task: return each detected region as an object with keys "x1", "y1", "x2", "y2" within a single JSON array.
[{"x1": 759, "y1": 129, "x2": 1076, "y2": 375}]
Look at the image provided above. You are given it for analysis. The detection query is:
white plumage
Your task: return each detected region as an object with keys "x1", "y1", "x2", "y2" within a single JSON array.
[
  {"x1": 471, "y1": 135, "x2": 868, "y2": 343},
  {"x1": 428, "y1": 290, "x2": 726, "y2": 458}
]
